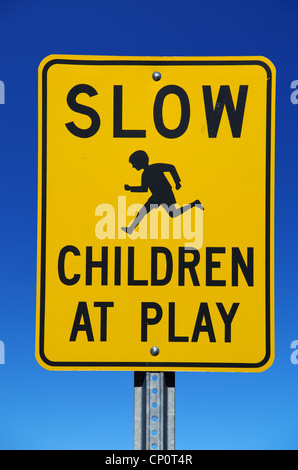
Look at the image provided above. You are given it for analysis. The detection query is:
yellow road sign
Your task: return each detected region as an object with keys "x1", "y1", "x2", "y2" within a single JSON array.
[{"x1": 36, "y1": 55, "x2": 275, "y2": 371}]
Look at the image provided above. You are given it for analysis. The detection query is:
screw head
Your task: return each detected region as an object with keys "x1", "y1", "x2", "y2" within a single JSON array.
[
  {"x1": 152, "y1": 71, "x2": 161, "y2": 81},
  {"x1": 150, "y1": 346, "x2": 160, "y2": 356}
]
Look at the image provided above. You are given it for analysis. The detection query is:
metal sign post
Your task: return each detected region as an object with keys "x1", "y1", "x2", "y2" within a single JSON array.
[{"x1": 134, "y1": 372, "x2": 175, "y2": 450}]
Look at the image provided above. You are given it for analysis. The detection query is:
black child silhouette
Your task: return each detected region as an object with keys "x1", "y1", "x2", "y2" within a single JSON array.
[{"x1": 121, "y1": 150, "x2": 204, "y2": 235}]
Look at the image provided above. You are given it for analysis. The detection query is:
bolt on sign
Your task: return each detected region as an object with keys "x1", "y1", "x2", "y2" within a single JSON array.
[{"x1": 36, "y1": 55, "x2": 275, "y2": 372}]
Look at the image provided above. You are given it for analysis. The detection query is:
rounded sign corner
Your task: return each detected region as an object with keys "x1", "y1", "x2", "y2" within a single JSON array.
[
  {"x1": 35, "y1": 346, "x2": 56, "y2": 371},
  {"x1": 254, "y1": 56, "x2": 276, "y2": 79},
  {"x1": 38, "y1": 54, "x2": 60, "y2": 74},
  {"x1": 256, "y1": 350, "x2": 275, "y2": 373}
]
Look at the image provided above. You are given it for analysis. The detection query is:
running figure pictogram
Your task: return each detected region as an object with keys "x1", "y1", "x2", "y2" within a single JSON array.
[{"x1": 121, "y1": 150, "x2": 204, "y2": 235}]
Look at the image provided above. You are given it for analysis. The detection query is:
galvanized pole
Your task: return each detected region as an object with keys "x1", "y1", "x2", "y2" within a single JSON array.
[{"x1": 134, "y1": 372, "x2": 175, "y2": 450}]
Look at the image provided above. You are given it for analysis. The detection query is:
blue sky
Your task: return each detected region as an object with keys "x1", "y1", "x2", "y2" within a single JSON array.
[{"x1": 0, "y1": 0, "x2": 298, "y2": 450}]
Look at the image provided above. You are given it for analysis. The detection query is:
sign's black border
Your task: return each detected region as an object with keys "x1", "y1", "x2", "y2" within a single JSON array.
[{"x1": 38, "y1": 58, "x2": 274, "y2": 370}]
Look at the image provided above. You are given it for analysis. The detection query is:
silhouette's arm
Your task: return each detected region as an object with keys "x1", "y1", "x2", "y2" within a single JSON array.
[
  {"x1": 125, "y1": 174, "x2": 148, "y2": 192},
  {"x1": 158, "y1": 163, "x2": 181, "y2": 188},
  {"x1": 128, "y1": 184, "x2": 148, "y2": 192}
]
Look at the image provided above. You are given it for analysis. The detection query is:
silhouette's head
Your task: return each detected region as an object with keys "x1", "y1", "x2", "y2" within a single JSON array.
[{"x1": 129, "y1": 150, "x2": 149, "y2": 171}]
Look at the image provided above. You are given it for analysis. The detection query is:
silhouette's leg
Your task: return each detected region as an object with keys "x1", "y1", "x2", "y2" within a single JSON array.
[
  {"x1": 121, "y1": 202, "x2": 152, "y2": 234},
  {"x1": 163, "y1": 200, "x2": 204, "y2": 218},
  {"x1": 191, "y1": 199, "x2": 204, "y2": 210}
]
